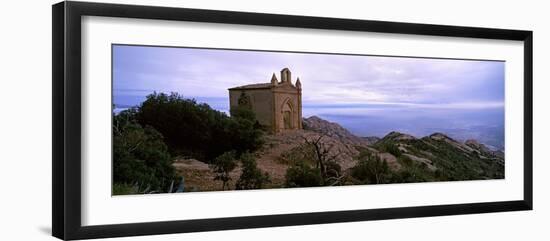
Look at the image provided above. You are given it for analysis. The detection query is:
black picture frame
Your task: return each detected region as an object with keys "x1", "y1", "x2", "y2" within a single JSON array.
[{"x1": 52, "y1": 1, "x2": 533, "y2": 240}]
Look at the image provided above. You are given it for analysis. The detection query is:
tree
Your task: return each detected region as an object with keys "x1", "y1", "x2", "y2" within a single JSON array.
[
  {"x1": 302, "y1": 134, "x2": 343, "y2": 186},
  {"x1": 209, "y1": 151, "x2": 238, "y2": 190},
  {"x1": 228, "y1": 106, "x2": 265, "y2": 156},
  {"x1": 135, "y1": 92, "x2": 264, "y2": 163},
  {"x1": 235, "y1": 153, "x2": 270, "y2": 190},
  {"x1": 112, "y1": 109, "x2": 177, "y2": 194},
  {"x1": 351, "y1": 151, "x2": 391, "y2": 184}
]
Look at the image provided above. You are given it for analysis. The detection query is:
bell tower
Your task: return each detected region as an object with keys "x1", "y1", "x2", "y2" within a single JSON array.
[{"x1": 281, "y1": 68, "x2": 291, "y2": 83}]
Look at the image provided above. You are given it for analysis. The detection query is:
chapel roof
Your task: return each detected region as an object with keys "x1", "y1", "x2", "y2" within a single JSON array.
[{"x1": 228, "y1": 82, "x2": 273, "y2": 90}]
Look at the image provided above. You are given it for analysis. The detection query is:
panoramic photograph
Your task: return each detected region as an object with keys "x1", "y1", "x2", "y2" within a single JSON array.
[{"x1": 112, "y1": 44, "x2": 505, "y2": 195}]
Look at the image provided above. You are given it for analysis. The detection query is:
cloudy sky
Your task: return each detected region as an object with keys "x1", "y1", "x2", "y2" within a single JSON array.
[{"x1": 113, "y1": 45, "x2": 505, "y2": 148}]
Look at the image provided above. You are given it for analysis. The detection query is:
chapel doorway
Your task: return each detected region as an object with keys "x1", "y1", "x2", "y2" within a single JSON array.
[
  {"x1": 283, "y1": 111, "x2": 291, "y2": 129},
  {"x1": 282, "y1": 101, "x2": 293, "y2": 130}
]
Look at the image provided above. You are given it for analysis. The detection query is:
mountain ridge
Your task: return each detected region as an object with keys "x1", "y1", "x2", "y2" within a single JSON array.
[{"x1": 301, "y1": 116, "x2": 504, "y2": 180}]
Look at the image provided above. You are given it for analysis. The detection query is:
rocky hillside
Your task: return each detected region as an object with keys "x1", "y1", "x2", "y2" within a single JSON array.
[
  {"x1": 302, "y1": 116, "x2": 375, "y2": 145},
  {"x1": 371, "y1": 131, "x2": 504, "y2": 180},
  {"x1": 255, "y1": 129, "x2": 362, "y2": 186},
  {"x1": 258, "y1": 117, "x2": 504, "y2": 184},
  {"x1": 172, "y1": 116, "x2": 505, "y2": 191}
]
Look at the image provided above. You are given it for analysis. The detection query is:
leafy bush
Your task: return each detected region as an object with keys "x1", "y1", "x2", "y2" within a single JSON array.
[
  {"x1": 112, "y1": 110, "x2": 177, "y2": 194},
  {"x1": 209, "y1": 151, "x2": 238, "y2": 190},
  {"x1": 350, "y1": 151, "x2": 391, "y2": 184},
  {"x1": 135, "y1": 92, "x2": 264, "y2": 162},
  {"x1": 235, "y1": 153, "x2": 270, "y2": 190},
  {"x1": 284, "y1": 160, "x2": 322, "y2": 188}
]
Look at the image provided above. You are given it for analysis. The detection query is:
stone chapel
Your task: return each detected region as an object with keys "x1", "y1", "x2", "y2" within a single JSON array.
[{"x1": 228, "y1": 68, "x2": 302, "y2": 133}]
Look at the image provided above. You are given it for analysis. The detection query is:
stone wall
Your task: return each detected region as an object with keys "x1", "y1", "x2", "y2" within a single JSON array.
[{"x1": 229, "y1": 88, "x2": 274, "y2": 128}]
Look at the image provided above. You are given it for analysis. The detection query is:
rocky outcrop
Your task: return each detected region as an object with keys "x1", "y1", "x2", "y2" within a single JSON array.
[
  {"x1": 381, "y1": 131, "x2": 417, "y2": 142},
  {"x1": 260, "y1": 129, "x2": 362, "y2": 172},
  {"x1": 302, "y1": 116, "x2": 372, "y2": 146}
]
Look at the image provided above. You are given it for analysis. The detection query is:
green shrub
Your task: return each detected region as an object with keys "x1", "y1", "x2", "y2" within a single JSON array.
[
  {"x1": 228, "y1": 106, "x2": 265, "y2": 156},
  {"x1": 351, "y1": 151, "x2": 391, "y2": 184},
  {"x1": 285, "y1": 160, "x2": 322, "y2": 188},
  {"x1": 390, "y1": 164, "x2": 431, "y2": 183},
  {"x1": 378, "y1": 142, "x2": 402, "y2": 157},
  {"x1": 112, "y1": 110, "x2": 177, "y2": 194},
  {"x1": 235, "y1": 153, "x2": 270, "y2": 190},
  {"x1": 209, "y1": 151, "x2": 238, "y2": 190},
  {"x1": 398, "y1": 154, "x2": 413, "y2": 166}
]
